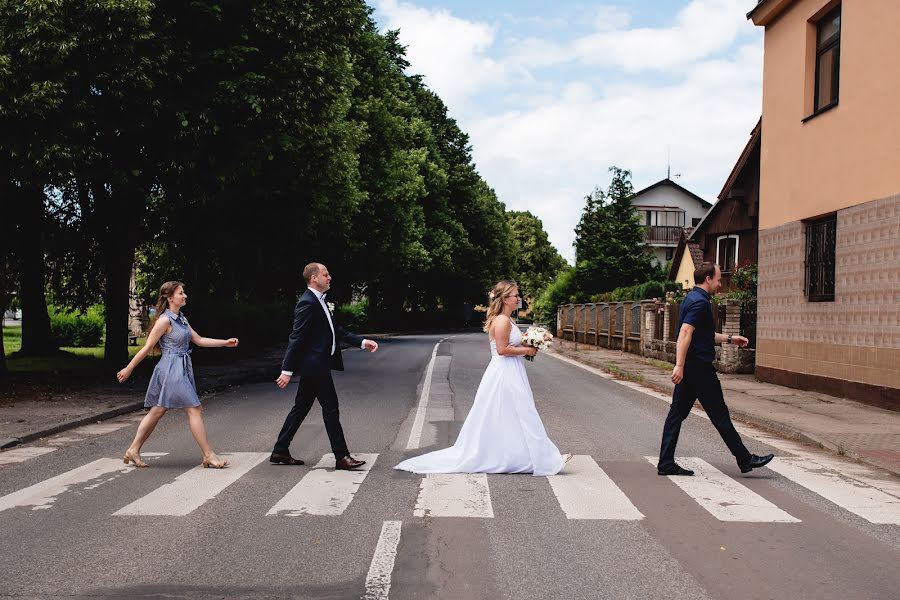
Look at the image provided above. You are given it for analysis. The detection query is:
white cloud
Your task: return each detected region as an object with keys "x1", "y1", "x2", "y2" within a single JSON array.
[{"x1": 374, "y1": 1, "x2": 764, "y2": 262}]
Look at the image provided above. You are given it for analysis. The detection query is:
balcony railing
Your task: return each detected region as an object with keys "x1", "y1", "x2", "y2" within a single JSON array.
[{"x1": 643, "y1": 225, "x2": 682, "y2": 245}]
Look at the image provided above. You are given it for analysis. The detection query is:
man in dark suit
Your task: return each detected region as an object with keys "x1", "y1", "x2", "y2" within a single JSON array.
[
  {"x1": 271, "y1": 262, "x2": 378, "y2": 470},
  {"x1": 656, "y1": 262, "x2": 774, "y2": 477}
]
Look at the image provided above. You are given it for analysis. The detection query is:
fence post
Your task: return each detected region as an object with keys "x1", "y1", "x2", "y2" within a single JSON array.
[
  {"x1": 721, "y1": 299, "x2": 742, "y2": 372},
  {"x1": 640, "y1": 300, "x2": 655, "y2": 357},
  {"x1": 662, "y1": 302, "x2": 672, "y2": 343},
  {"x1": 556, "y1": 306, "x2": 563, "y2": 338},
  {"x1": 621, "y1": 302, "x2": 630, "y2": 352}
]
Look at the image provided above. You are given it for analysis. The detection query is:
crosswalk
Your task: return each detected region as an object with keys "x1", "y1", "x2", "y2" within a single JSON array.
[{"x1": 1, "y1": 452, "x2": 898, "y2": 525}]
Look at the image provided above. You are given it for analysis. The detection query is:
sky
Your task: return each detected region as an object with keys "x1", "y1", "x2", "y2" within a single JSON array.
[{"x1": 370, "y1": 0, "x2": 764, "y2": 262}]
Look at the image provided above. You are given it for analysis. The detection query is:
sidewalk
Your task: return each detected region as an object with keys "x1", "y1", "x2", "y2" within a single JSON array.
[
  {"x1": 0, "y1": 347, "x2": 285, "y2": 449},
  {"x1": 550, "y1": 339, "x2": 900, "y2": 477}
]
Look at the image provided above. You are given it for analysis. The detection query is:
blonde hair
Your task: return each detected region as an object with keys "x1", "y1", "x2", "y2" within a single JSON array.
[{"x1": 483, "y1": 280, "x2": 518, "y2": 333}]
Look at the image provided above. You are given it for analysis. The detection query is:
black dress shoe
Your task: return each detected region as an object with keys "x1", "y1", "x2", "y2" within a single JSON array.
[
  {"x1": 270, "y1": 452, "x2": 305, "y2": 466},
  {"x1": 739, "y1": 453, "x2": 774, "y2": 473},
  {"x1": 335, "y1": 456, "x2": 366, "y2": 470},
  {"x1": 657, "y1": 463, "x2": 694, "y2": 476}
]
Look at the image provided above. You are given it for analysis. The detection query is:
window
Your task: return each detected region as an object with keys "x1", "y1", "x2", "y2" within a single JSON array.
[
  {"x1": 665, "y1": 247, "x2": 674, "y2": 261},
  {"x1": 805, "y1": 215, "x2": 837, "y2": 302},
  {"x1": 814, "y1": 6, "x2": 840, "y2": 112},
  {"x1": 716, "y1": 235, "x2": 739, "y2": 273}
]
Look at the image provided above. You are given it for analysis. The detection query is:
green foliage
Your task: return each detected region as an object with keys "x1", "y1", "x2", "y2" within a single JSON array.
[
  {"x1": 724, "y1": 262, "x2": 758, "y2": 302},
  {"x1": 48, "y1": 305, "x2": 104, "y2": 347},
  {"x1": 507, "y1": 210, "x2": 567, "y2": 299},
  {"x1": 573, "y1": 167, "x2": 655, "y2": 297},
  {"x1": 185, "y1": 301, "x2": 293, "y2": 350},
  {"x1": 591, "y1": 280, "x2": 681, "y2": 303},
  {"x1": 335, "y1": 299, "x2": 369, "y2": 332},
  {"x1": 532, "y1": 268, "x2": 577, "y2": 331}
]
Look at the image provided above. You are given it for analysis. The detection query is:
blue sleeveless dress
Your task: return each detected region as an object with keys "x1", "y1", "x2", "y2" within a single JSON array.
[{"x1": 145, "y1": 309, "x2": 201, "y2": 409}]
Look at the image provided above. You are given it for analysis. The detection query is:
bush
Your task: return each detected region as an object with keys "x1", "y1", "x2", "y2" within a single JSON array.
[
  {"x1": 49, "y1": 305, "x2": 104, "y2": 347},
  {"x1": 335, "y1": 299, "x2": 369, "y2": 332},
  {"x1": 533, "y1": 268, "x2": 577, "y2": 331},
  {"x1": 591, "y1": 280, "x2": 681, "y2": 303}
]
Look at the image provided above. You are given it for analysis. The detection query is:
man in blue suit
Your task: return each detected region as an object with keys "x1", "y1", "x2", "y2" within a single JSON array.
[{"x1": 272, "y1": 262, "x2": 378, "y2": 470}]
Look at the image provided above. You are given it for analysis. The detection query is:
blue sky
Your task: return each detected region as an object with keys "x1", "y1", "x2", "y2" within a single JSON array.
[{"x1": 371, "y1": 1, "x2": 764, "y2": 262}]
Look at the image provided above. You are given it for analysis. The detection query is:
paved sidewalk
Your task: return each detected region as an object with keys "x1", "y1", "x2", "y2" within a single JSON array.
[
  {"x1": 0, "y1": 347, "x2": 285, "y2": 449},
  {"x1": 550, "y1": 339, "x2": 900, "y2": 477}
]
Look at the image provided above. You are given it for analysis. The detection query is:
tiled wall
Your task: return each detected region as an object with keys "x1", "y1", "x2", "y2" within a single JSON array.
[{"x1": 756, "y1": 194, "x2": 900, "y2": 392}]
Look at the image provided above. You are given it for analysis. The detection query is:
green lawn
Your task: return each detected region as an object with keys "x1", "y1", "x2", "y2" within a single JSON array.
[{"x1": 3, "y1": 325, "x2": 145, "y2": 372}]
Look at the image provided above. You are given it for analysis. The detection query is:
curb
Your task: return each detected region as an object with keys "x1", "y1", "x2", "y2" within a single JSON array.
[{"x1": 551, "y1": 347, "x2": 900, "y2": 478}]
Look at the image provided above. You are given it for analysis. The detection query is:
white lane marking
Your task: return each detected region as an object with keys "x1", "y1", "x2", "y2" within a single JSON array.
[
  {"x1": 646, "y1": 456, "x2": 800, "y2": 522},
  {"x1": 766, "y1": 457, "x2": 900, "y2": 524},
  {"x1": 545, "y1": 351, "x2": 710, "y2": 421},
  {"x1": 114, "y1": 452, "x2": 267, "y2": 516},
  {"x1": 0, "y1": 453, "x2": 167, "y2": 512},
  {"x1": 413, "y1": 473, "x2": 494, "y2": 518},
  {"x1": 75, "y1": 423, "x2": 131, "y2": 435},
  {"x1": 406, "y1": 342, "x2": 442, "y2": 450},
  {"x1": 267, "y1": 453, "x2": 379, "y2": 516},
  {"x1": 0, "y1": 447, "x2": 57, "y2": 465},
  {"x1": 363, "y1": 521, "x2": 403, "y2": 600},
  {"x1": 547, "y1": 455, "x2": 644, "y2": 520}
]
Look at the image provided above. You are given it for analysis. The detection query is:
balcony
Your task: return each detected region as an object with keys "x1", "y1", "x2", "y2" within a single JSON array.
[{"x1": 643, "y1": 225, "x2": 682, "y2": 245}]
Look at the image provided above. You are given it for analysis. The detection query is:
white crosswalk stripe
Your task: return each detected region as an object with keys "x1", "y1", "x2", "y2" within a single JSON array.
[
  {"x1": 767, "y1": 457, "x2": 900, "y2": 524},
  {"x1": 267, "y1": 453, "x2": 379, "y2": 516},
  {"x1": 646, "y1": 456, "x2": 801, "y2": 522},
  {"x1": 548, "y1": 455, "x2": 644, "y2": 520},
  {"x1": 0, "y1": 447, "x2": 57, "y2": 465},
  {"x1": 413, "y1": 473, "x2": 494, "y2": 518},
  {"x1": 114, "y1": 452, "x2": 267, "y2": 516},
  {"x1": 0, "y1": 453, "x2": 167, "y2": 512}
]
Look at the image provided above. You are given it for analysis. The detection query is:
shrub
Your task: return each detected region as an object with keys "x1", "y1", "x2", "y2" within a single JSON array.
[
  {"x1": 49, "y1": 305, "x2": 104, "y2": 347},
  {"x1": 335, "y1": 299, "x2": 369, "y2": 332},
  {"x1": 533, "y1": 268, "x2": 577, "y2": 331}
]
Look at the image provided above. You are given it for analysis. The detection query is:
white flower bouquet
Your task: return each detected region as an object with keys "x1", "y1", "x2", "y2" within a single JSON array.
[{"x1": 521, "y1": 326, "x2": 553, "y2": 362}]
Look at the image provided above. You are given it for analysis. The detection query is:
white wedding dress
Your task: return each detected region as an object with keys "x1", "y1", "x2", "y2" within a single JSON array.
[{"x1": 395, "y1": 325, "x2": 566, "y2": 476}]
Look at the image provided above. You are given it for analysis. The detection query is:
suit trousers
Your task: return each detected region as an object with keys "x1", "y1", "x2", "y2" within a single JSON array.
[
  {"x1": 273, "y1": 373, "x2": 350, "y2": 459},
  {"x1": 658, "y1": 360, "x2": 751, "y2": 469}
]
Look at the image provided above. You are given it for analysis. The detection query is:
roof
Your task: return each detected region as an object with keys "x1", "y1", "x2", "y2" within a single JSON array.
[
  {"x1": 627, "y1": 178, "x2": 713, "y2": 210},
  {"x1": 687, "y1": 119, "x2": 761, "y2": 240},
  {"x1": 747, "y1": 0, "x2": 795, "y2": 25},
  {"x1": 667, "y1": 229, "x2": 705, "y2": 281}
]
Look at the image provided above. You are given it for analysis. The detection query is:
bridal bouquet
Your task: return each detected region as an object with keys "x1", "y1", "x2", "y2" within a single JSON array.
[{"x1": 522, "y1": 326, "x2": 553, "y2": 361}]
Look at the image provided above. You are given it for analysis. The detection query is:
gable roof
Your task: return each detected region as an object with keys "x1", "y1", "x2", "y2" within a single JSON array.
[
  {"x1": 667, "y1": 228, "x2": 705, "y2": 281},
  {"x1": 747, "y1": 0, "x2": 795, "y2": 25},
  {"x1": 688, "y1": 119, "x2": 761, "y2": 241},
  {"x1": 627, "y1": 178, "x2": 713, "y2": 210}
]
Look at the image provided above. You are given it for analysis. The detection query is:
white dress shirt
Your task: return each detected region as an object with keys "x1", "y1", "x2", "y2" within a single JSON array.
[{"x1": 281, "y1": 288, "x2": 370, "y2": 377}]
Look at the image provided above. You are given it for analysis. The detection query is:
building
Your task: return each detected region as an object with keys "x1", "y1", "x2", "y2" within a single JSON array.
[
  {"x1": 748, "y1": 0, "x2": 900, "y2": 407},
  {"x1": 670, "y1": 120, "x2": 761, "y2": 291},
  {"x1": 628, "y1": 178, "x2": 712, "y2": 266}
]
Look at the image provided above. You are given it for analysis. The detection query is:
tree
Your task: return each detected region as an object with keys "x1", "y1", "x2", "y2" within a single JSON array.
[
  {"x1": 507, "y1": 210, "x2": 566, "y2": 300},
  {"x1": 573, "y1": 167, "x2": 654, "y2": 296}
]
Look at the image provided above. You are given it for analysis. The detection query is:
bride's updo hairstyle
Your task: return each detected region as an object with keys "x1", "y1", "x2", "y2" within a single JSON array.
[{"x1": 483, "y1": 280, "x2": 518, "y2": 333}]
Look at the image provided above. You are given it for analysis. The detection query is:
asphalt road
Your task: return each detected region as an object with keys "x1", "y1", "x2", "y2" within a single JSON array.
[{"x1": 1, "y1": 332, "x2": 898, "y2": 599}]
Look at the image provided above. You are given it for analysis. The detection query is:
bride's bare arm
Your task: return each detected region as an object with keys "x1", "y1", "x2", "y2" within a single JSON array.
[{"x1": 492, "y1": 316, "x2": 537, "y2": 357}]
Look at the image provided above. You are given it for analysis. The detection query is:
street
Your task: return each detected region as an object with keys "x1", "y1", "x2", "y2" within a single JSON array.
[{"x1": 1, "y1": 332, "x2": 898, "y2": 600}]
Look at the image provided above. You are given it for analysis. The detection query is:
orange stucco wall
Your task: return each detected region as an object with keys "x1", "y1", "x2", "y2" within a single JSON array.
[{"x1": 759, "y1": 0, "x2": 900, "y2": 230}]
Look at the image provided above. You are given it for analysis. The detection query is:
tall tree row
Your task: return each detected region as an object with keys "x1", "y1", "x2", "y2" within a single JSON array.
[{"x1": 0, "y1": 0, "x2": 557, "y2": 360}]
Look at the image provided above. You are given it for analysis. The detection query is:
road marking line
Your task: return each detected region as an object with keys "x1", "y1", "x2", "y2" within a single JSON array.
[
  {"x1": 646, "y1": 456, "x2": 800, "y2": 522},
  {"x1": 766, "y1": 457, "x2": 900, "y2": 524},
  {"x1": 363, "y1": 521, "x2": 402, "y2": 600},
  {"x1": 114, "y1": 452, "x2": 266, "y2": 516},
  {"x1": 0, "y1": 447, "x2": 57, "y2": 465},
  {"x1": 0, "y1": 453, "x2": 167, "y2": 512},
  {"x1": 406, "y1": 342, "x2": 441, "y2": 450},
  {"x1": 267, "y1": 453, "x2": 379, "y2": 516},
  {"x1": 413, "y1": 473, "x2": 493, "y2": 518},
  {"x1": 547, "y1": 455, "x2": 644, "y2": 520}
]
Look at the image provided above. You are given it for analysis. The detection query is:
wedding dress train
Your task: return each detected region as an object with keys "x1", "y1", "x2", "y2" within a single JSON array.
[{"x1": 395, "y1": 325, "x2": 565, "y2": 476}]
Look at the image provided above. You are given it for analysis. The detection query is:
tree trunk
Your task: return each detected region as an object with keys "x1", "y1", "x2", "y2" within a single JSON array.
[
  {"x1": 103, "y1": 248, "x2": 133, "y2": 368},
  {"x1": 19, "y1": 184, "x2": 56, "y2": 356}
]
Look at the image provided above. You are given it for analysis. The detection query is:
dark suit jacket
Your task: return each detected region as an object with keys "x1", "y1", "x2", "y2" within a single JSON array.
[{"x1": 281, "y1": 288, "x2": 364, "y2": 376}]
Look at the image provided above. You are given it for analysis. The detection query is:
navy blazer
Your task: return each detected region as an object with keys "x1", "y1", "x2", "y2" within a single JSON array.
[{"x1": 281, "y1": 289, "x2": 364, "y2": 376}]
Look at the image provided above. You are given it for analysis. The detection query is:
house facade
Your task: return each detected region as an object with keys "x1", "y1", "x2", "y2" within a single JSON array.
[
  {"x1": 629, "y1": 178, "x2": 712, "y2": 266},
  {"x1": 669, "y1": 120, "x2": 761, "y2": 291},
  {"x1": 749, "y1": 0, "x2": 900, "y2": 406}
]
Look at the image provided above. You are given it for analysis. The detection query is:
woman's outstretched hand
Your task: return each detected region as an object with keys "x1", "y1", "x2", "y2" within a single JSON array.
[
  {"x1": 224, "y1": 338, "x2": 239, "y2": 347},
  {"x1": 116, "y1": 367, "x2": 132, "y2": 383}
]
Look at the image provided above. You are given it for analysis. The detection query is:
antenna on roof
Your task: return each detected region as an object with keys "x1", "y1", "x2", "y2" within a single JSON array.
[{"x1": 667, "y1": 146, "x2": 670, "y2": 179}]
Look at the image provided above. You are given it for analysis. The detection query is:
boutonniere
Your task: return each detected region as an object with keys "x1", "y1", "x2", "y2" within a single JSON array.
[{"x1": 326, "y1": 302, "x2": 335, "y2": 314}]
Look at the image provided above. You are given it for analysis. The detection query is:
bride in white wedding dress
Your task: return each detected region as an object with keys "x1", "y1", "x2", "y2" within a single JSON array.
[{"x1": 395, "y1": 280, "x2": 571, "y2": 476}]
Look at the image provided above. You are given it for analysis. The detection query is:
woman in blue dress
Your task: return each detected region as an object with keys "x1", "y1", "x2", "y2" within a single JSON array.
[{"x1": 117, "y1": 281, "x2": 239, "y2": 469}]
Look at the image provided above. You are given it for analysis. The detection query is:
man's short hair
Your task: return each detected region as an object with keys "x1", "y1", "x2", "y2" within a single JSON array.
[
  {"x1": 694, "y1": 262, "x2": 718, "y2": 285},
  {"x1": 303, "y1": 263, "x2": 322, "y2": 284}
]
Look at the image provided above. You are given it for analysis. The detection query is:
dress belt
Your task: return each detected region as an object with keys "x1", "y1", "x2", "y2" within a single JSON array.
[{"x1": 161, "y1": 349, "x2": 192, "y2": 373}]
